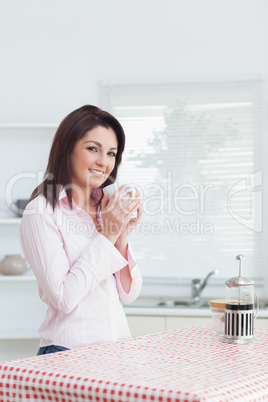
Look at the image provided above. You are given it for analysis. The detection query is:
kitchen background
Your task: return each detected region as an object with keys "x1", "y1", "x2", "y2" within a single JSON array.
[{"x1": 0, "y1": 0, "x2": 268, "y2": 360}]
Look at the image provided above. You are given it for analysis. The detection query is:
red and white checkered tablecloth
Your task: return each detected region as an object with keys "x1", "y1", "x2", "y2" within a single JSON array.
[{"x1": 1, "y1": 324, "x2": 268, "y2": 402}]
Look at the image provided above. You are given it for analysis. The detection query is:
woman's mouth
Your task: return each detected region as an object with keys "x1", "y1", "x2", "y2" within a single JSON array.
[{"x1": 88, "y1": 169, "x2": 104, "y2": 178}]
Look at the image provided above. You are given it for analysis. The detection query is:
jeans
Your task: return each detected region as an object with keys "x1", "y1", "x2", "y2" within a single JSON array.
[{"x1": 37, "y1": 344, "x2": 69, "y2": 355}]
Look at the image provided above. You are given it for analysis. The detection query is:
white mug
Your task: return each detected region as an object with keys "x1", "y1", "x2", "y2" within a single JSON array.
[{"x1": 103, "y1": 183, "x2": 138, "y2": 219}]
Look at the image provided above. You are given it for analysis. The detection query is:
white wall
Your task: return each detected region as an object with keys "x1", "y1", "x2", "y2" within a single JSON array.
[
  {"x1": 0, "y1": 0, "x2": 268, "y2": 123},
  {"x1": 1, "y1": 1, "x2": 268, "y2": 360}
]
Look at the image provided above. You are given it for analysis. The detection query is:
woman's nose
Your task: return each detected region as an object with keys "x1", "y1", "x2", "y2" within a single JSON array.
[{"x1": 96, "y1": 153, "x2": 108, "y2": 167}]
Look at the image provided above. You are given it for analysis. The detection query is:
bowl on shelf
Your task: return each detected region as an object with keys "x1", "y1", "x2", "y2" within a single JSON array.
[
  {"x1": 14, "y1": 199, "x2": 28, "y2": 217},
  {"x1": 0, "y1": 255, "x2": 29, "y2": 275}
]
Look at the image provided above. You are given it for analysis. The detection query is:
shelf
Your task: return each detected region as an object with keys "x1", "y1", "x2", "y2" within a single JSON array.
[
  {"x1": 0, "y1": 218, "x2": 21, "y2": 224},
  {"x1": 0, "y1": 329, "x2": 39, "y2": 340},
  {"x1": 0, "y1": 123, "x2": 58, "y2": 128},
  {"x1": 0, "y1": 274, "x2": 36, "y2": 281}
]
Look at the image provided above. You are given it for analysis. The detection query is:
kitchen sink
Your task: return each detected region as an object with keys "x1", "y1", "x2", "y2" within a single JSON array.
[
  {"x1": 127, "y1": 297, "x2": 211, "y2": 309},
  {"x1": 127, "y1": 298, "x2": 268, "y2": 310},
  {"x1": 157, "y1": 298, "x2": 210, "y2": 308}
]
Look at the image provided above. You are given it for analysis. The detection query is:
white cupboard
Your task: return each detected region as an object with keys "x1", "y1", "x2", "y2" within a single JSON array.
[{"x1": 126, "y1": 316, "x2": 166, "y2": 338}]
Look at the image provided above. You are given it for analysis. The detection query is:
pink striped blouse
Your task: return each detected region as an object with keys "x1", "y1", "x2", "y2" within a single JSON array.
[{"x1": 19, "y1": 187, "x2": 142, "y2": 349}]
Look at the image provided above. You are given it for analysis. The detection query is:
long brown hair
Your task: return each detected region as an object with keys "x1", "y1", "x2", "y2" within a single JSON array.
[{"x1": 28, "y1": 105, "x2": 125, "y2": 210}]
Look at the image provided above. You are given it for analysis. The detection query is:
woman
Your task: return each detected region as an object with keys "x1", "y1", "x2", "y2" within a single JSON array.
[{"x1": 19, "y1": 105, "x2": 142, "y2": 355}]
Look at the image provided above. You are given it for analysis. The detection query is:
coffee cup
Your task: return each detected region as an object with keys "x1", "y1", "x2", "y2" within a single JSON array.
[{"x1": 103, "y1": 183, "x2": 138, "y2": 219}]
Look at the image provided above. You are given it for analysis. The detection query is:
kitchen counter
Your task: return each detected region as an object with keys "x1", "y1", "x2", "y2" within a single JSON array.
[
  {"x1": 1, "y1": 324, "x2": 268, "y2": 401},
  {"x1": 124, "y1": 301, "x2": 268, "y2": 338},
  {"x1": 125, "y1": 305, "x2": 211, "y2": 316},
  {"x1": 124, "y1": 298, "x2": 268, "y2": 318},
  {"x1": 124, "y1": 306, "x2": 268, "y2": 318}
]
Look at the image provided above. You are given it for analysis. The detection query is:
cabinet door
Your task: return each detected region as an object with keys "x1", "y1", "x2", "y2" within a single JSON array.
[
  {"x1": 0, "y1": 279, "x2": 46, "y2": 337},
  {"x1": 126, "y1": 315, "x2": 165, "y2": 337},
  {"x1": 255, "y1": 318, "x2": 268, "y2": 329},
  {"x1": 0, "y1": 339, "x2": 40, "y2": 361},
  {"x1": 166, "y1": 316, "x2": 209, "y2": 330}
]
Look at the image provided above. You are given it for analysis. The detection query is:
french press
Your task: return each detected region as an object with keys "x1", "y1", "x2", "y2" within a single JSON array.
[{"x1": 221, "y1": 255, "x2": 259, "y2": 344}]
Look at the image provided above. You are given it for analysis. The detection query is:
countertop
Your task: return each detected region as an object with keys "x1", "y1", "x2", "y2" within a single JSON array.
[
  {"x1": 124, "y1": 299, "x2": 268, "y2": 318},
  {"x1": 1, "y1": 324, "x2": 268, "y2": 401}
]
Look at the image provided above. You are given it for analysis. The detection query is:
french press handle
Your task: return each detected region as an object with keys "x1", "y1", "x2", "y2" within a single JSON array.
[{"x1": 254, "y1": 292, "x2": 259, "y2": 320}]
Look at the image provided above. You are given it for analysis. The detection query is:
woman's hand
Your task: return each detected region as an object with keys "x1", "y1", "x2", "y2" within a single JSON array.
[
  {"x1": 115, "y1": 188, "x2": 142, "y2": 246},
  {"x1": 100, "y1": 185, "x2": 142, "y2": 245}
]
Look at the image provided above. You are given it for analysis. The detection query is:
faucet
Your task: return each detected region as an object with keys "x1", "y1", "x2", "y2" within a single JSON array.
[{"x1": 191, "y1": 269, "x2": 219, "y2": 305}]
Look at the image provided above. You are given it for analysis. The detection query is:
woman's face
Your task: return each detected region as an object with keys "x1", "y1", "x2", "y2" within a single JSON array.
[{"x1": 70, "y1": 125, "x2": 118, "y2": 191}]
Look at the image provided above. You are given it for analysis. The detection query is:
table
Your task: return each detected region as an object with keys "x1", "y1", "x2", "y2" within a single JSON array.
[{"x1": 0, "y1": 324, "x2": 268, "y2": 402}]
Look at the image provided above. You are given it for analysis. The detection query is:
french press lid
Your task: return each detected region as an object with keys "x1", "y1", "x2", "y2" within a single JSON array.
[{"x1": 225, "y1": 255, "x2": 254, "y2": 287}]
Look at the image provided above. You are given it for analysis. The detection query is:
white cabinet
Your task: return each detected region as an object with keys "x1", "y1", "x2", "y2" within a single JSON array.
[
  {"x1": 0, "y1": 339, "x2": 40, "y2": 361},
  {"x1": 126, "y1": 315, "x2": 166, "y2": 337},
  {"x1": 0, "y1": 123, "x2": 56, "y2": 261},
  {"x1": 126, "y1": 314, "x2": 268, "y2": 337},
  {"x1": 0, "y1": 123, "x2": 56, "y2": 207},
  {"x1": 126, "y1": 315, "x2": 210, "y2": 337},
  {"x1": 166, "y1": 316, "x2": 209, "y2": 331},
  {"x1": 0, "y1": 275, "x2": 45, "y2": 337},
  {"x1": 255, "y1": 319, "x2": 268, "y2": 329},
  {"x1": 0, "y1": 123, "x2": 56, "y2": 360},
  {"x1": 0, "y1": 275, "x2": 46, "y2": 361}
]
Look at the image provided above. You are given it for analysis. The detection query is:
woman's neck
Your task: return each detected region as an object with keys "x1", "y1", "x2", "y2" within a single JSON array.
[{"x1": 71, "y1": 186, "x2": 93, "y2": 212}]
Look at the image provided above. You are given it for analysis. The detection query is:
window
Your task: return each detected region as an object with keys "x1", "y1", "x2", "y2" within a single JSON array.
[{"x1": 100, "y1": 80, "x2": 266, "y2": 282}]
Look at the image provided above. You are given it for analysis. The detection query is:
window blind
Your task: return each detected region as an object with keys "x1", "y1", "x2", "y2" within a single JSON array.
[{"x1": 100, "y1": 80, "x2": 266, "y2": 281}]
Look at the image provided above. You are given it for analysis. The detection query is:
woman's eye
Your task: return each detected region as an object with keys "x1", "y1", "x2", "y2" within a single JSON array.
[
  {"x1": 87, "y1": 147, "x2": 98, "y2": 152},
  {"x1": 108, "y1": 152, "x2": 116, "y2": 157}
]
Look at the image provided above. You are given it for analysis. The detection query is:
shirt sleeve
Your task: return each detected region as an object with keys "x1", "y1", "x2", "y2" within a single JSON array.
[
  {"x1": 114, "y1": 243, "x2": 143, "y2": 304},
  {"x1": 19, "y1": 203, "x2": 129, "y2": 315}
]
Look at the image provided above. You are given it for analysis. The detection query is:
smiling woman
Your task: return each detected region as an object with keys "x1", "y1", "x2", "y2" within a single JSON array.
[
  {"x1": 27, "y1": 105, "x2": 126, "y2": 210},
  {"x1": 18, "y1": 105, "x2": 143, "y2": 355}
]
